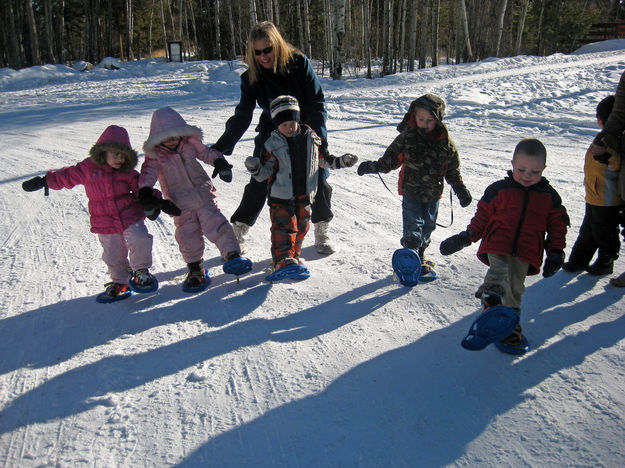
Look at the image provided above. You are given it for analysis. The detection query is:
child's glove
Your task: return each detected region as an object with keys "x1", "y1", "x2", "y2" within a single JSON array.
[
  {"x1": 542, "y1": 250, "x2": 565, "y2": 277},
  {"x1": 138, "y1": 187, "x2": 161, "y2": 220},
  {"x1": 22, "y1": 176, "x2": 47, "y2": 192},
  {"x1": 337, "y1": 153, "x2": 359, "y2": 168},
  {"x1": 592, "y1": 151, "x2": 611, "y2": 164},
  {"x1": 453, "y1": 184, "x2": 472, "y2": 207},
  {"x1": 244, "y1": 156, "x2": 261, "y2": 175},
  {"x1": 439, "y1": 231, "x2": 472, "y2": 255},
  {"x1": 159, "y1": 199, "x2": 181, "y2": 216},
  {"x1": 212, "y1": 157, "x2": 233, "y2": 183},
  {"x1": 357, "y1": 160, "x2": 379, "y2": 175}
]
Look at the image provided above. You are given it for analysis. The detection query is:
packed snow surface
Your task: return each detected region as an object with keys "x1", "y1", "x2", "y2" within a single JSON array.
[{"x1": 1, "y1": 41, "x2": 625, "y2": 467}]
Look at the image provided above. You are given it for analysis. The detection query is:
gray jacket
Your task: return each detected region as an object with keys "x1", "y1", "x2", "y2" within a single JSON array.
[{"x1": 254, "y1": 125, "x2": 324, "y2": 200}]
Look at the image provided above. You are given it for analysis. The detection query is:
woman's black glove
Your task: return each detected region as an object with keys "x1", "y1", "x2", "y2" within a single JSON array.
[
  {"x1": 138, "y1": 187, "x2": 181, "y2": 220},
  {"x1": 440, "y1": 231, "x2": 472, "y2": 255},
  {"x1": 212, "y1": 158, "x2": 233, "y2": 183},
  {"x1": 22, "y1": 176, "x2": 47, "y2": 192}
]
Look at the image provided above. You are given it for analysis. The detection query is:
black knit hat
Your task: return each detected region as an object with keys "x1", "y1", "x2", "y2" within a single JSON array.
[
  {"x1": 270, "y1": 95, "x2": 301, "y2": 126},
  {"x1": 596, "y1": 95, "x2": 615, "y2": 124}
]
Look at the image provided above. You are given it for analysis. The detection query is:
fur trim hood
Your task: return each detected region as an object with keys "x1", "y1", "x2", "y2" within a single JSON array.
[
  {"x1": 143, "y1": 107, "x2": 203, "y2": 153},
  {"x1": 89, "y1": 125, "x2": 138, "y2": 171}
]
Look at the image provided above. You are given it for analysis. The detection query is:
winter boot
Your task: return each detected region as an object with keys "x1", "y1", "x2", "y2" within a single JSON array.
[
  {"x1": 478, "y1": 284, "x2": 505, "y2": 310},
  {"x1": 104, "y1": 282, "x2": 130, "y2": 298},
  {"x1": 418, "y1": 246, "x2": 433, "y2": 275},
  {"x1": 609, "y1": 271, "x2": 625, "y2": 287},
  {"x1": 132, "y1": 268, "x2": 154, "y2": 288},
  {"x1": 232, "y1": 221, "x2": 250, "y2": 254},
  {"x1": 562, "y1": 261, "x2": 587, "y2": 273},
  {"x1": 586, "y1": 256, "x2": 614, "y2": 276},
  {"x1": 184, "y1": 261, "x2": 207, "y2": 288},
  {"x1": 314, "y1": 220, "x2": 335, "y2": 254}
]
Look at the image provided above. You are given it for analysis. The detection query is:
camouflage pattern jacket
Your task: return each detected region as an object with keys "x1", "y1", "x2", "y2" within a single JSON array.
[{"x1": 376, "y1": 123, "x2": 464, "y2": 203}]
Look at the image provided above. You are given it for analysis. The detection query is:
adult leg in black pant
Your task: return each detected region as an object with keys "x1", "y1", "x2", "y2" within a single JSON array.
[{"x1": 311, "y1": 169, "x2": 335, "y2": 254}]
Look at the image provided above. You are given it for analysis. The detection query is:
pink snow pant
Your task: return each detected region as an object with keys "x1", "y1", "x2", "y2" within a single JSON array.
[
  {"x1": 98, "y1": 221, "x2": 153, "y2": 284},
  {"x1": 174, "y1": 200, "x2": 240, "y2": 264}
]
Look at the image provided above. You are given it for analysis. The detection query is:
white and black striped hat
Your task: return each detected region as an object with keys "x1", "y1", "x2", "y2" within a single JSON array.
[{"x1": 270, "y1": 95, "x2": 301, "y2": 126}]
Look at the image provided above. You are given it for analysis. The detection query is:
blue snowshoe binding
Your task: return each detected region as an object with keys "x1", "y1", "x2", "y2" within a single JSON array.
[
  {"x1": 223, "y1": 256, "x2": 253, "y2": 276},
  {"x1": 392, "y1": 248, "x2": 437, "y2": 287},
  {"x1": 495, "y1": 333, "x2": 530, "y2": 355},
  {"x1": 128, "y1": 269, "x2": 159, "y2": 294},
  {"x1": 461, "y1": 305, "x2": 520, "y2": 351},
  {"x1": 96, "y1": 282, "x2": 132, "y2": 303},
  {"x1": 182, "y1": 267, "x2": 211, "y2": 293},
  {"x1": 265, "y1": 262, "x2": 310, "y2": 282}
]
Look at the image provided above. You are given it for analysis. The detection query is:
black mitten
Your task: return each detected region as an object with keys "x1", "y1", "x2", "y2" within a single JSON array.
[
  {"x1": 440, "y1": 231, "x2": 472, "y2": 255},
  {"x1": 357, "y1": 161, "x2": 379, "y2": 176},
  {"x1": 453, "y1": 184, "x2": 472, "y2": 207},
  {"x1": 138, "y1": 187, "x2": 160, "y2": 220},
  {"x1": 211, "y1": 158, "x2": 233, "y2": 183},
  {"x1": 22, "y1": 176, "x2": 47, "y2": 192},
  {"x1": 159, "y1": 199, "x2": 182, "y2": 216},
  {"x1": 592, "y1": 152, "x2": 611, "y2": 164},
  {"x1": 542, "y1": 250, "x2": 565, "y2": 277}
]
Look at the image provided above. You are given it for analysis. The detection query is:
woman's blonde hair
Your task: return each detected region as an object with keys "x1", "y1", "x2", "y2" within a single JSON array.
[{"x1": 244, "y1": 21, "x2": 298, "y2": 84}]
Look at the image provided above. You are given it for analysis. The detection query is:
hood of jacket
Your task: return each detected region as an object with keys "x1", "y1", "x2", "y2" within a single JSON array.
[
  {"x1": 89, "y1": 125, "x2": 138, "y2": 171},
  {"x1": 143, "y1": 107, "x2": 203, "y2": 153},
  {"x1": 397, "y1": 93, "x2": 446, "y2": 133}
]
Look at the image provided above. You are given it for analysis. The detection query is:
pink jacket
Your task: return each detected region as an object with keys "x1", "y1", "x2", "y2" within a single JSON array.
[
  {"x1": 46, "y1": 158, "x2": 147, "y2": 234},
  {"x1": 140, "y1": 107, "x2": 222, "y2": 212}
]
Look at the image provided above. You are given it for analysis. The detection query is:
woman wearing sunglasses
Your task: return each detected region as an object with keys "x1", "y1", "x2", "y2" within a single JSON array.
[{"x1": 212, "y1": 21, "x2": 335, "y2": 255}]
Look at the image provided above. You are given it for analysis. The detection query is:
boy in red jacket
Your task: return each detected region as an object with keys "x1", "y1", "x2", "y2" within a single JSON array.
[{"x1": 440, "y1": 138, "x2": 569, "y2": 349}]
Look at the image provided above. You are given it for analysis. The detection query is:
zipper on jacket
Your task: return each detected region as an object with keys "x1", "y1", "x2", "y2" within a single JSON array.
[{"x1": 511, "y1": 188, "x2": 530, "y2": 257}]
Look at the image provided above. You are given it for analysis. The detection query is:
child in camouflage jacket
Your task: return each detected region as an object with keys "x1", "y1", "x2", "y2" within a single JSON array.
[{"x1": 357, "y1": 93, "x2": 472, "y2": 271}]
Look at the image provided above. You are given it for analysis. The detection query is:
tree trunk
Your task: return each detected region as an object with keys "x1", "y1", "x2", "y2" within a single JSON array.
[
  {"x1": 296, "y1": 0, "x2": 305, "y2": 52},
  {"x1": 363, "y1": 0, "x2": 372, "y2": 77},
  {"x1": 226, "y1": 0, "x2": 236, "y2": 58},
  {"x1": 6, "y1": 0, "x2": 22, "y2": 68},
  {"x1": 273, "y1": 0, "x2": 280, "y2": 28},
  {"x1": 214, "y1": 0, "x2": 221, "y2": 59},
  {"x1": 408, "y1": 0, "x2": 417, "y2": 71},
  {"x1": 493, "y1": 0, "x2": 508, "y2": 57},
  {"x1": 249, "y1": 0, "x2": 258, "y2": 27},
  {"x1": 399, "y1": 0, "x2": 407, "y2": 72},
  {"x1": 43, "y1": 0, "x2": 55, "y2": 62},
  {"x1": 458, "y1": 0, "x2": 472, "y2": 61},
  {"x1": 24, "y1": 0, "x2": 40, "y2": 65},
  {"x1": 447, "y1": 0, "x2": 454, "y2": 64},
  {"x1": 382, "y1": 0, "x2": 389, "y2": 75},
  {"x1": 419, "y1": 0, "x2": 429, "y2": 69},
  {"x1": 126, "y1": 0, "x2": 133, "y2": 60},
  {"x1": 515, "y1": 0, "x2": 530, "y2": 55},
  {"x1": 431, "y1": 0, "x2": 439, "y2": 67},
  {"x1": 536, "y1": 0, "x2": 546, "y2": 55},
  {"x1": 302, "y1": 0, "x2": 312, "y2": 58},
  {"x1": 160, "y1": 0, "x2": 168, "y2": 59}
]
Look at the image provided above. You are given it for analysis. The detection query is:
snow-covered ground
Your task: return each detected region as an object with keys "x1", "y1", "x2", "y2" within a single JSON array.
[{"x1": 1, "y1": 40, "x2": 625, "y2": 467}]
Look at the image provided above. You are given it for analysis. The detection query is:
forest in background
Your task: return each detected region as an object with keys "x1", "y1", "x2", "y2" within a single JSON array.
[{"x1": 2, "y1": 0, "x2": 624, "y2": 78}]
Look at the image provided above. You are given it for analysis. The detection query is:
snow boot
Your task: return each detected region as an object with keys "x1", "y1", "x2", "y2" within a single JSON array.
[
  {"x1": 586, "y1": 256, "x2": 614, "y2": 276},
  {"x1": 183, "y1": 260, "x2": 209, "y2": 291},
  {"x1": 104, "y1": 282, "x2": 130, "y2": 297},
  {"x1": 418, "y1": 246, "x2": 433, "y2": 275},
  {"x1": 314, "y1": 220, "x2": 335, "y2": 254},
  {"x1": 132, "y1": 268, "x2": 153, "y2": 288},
  {"x1": 609, "y1": 271, "x2": 625, "y2": 287},
  {"x1": 477, "y1": 284, "x2": 505, "y2": 310},
  {"x1": 232, "y1": 221, "x2": 250, "y2": 254}
]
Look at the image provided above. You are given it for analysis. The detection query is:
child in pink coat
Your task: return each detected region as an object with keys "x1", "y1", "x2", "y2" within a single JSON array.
[
  {"x1": 22, "y1": 125, "x2": 168, "y2": 300},
  {"x1": 139, "y1": 107, "x2": 251, "y2": 290}
]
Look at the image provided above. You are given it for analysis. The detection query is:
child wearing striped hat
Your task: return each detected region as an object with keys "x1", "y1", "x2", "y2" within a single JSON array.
[{"x1": 245, "y1": 95, "x2": 358, "y2": 276}]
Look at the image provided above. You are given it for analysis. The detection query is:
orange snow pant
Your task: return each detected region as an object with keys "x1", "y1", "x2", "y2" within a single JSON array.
[{"x1": 269, "y1": 195, "x2": 311, "y2": 265}]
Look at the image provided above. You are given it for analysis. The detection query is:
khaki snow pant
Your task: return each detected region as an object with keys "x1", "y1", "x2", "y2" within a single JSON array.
[{"x1": 479, "y1": 253, "x2": 529, "y2": 311}]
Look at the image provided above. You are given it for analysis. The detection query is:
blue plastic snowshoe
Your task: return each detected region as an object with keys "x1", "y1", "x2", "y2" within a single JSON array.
[
  {"x1": 128, "y1": 270, "x2": 159, "y2": 294},
  {"x1": 392, "y1": 248, "x2": 437, "y2": 286},
  {"x1": 182, "y1": 268, "x2": 211, "y2": 293},
  {"x1": 265, "y1": 263, "x2": 310, "y2": 282},
  {"x1": 461, "y1": 305, "x2": 520, "y2": 351},
  {"x1": 495, "y1": 334, "x2": 530, "y2": 356},
  {"x1": 223, "y1": 256, "x2": 253, "y2": 276},
  {"x1": 96, "y1": 283, "x2": 133, "y2": 303}
]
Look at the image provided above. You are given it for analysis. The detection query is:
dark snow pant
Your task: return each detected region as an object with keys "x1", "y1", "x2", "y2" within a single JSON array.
[
  {"x1": 568, "y1": 203, "x2": 622, "y2": 266},
  {"x1": 269, "y1": 195, "x2": 311, "y2": 265},
  {"x1": 230, "y1": 132, "x2": 333, "y2": 226}
]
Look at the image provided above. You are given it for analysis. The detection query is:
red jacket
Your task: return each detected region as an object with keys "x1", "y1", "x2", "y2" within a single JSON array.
[{"x1": 467, "y1": 172, "x2": 569, "y2": 275}]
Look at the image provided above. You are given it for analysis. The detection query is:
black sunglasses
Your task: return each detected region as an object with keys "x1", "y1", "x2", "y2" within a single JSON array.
[{"x1": 254, "y1": 46, "x2": 273, "y2": 56}]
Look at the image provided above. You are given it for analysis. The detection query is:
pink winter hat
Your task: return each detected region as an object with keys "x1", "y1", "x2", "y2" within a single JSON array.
[
  {"x1": 143, "y1": 107, "x2": 203, "y2": 153},
  {"x1": 89, "y1": 125, "x2": 138, "y2": 171}
]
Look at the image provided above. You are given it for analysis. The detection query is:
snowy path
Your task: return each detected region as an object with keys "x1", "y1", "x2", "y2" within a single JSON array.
[{"x1": 1, "y1": 46, "x2": 625, "y2": 466}]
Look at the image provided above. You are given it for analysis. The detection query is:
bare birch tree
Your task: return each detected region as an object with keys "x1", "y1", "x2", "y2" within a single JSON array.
[
  {"x1": 459, "y1": 0, "x2": 472, "y2": 61},
  {"x1": 494, "y1": 0, "x2": 508, "y2": 56},
  {"x1": 249, "y1": 0, "x2": 258, "y2": 27},
  {"x1": 515, "y1": 0, "x2": 530, "y2": 55},
  {"x1": 214, "y1": 0, "x2": 221, "y2": 58},
  {"x1": 408, "y1": 0, "x2": 417, "y2": 71},
  {"x1": 431, "y1": 0, "x2": 439, "y2": 66}
]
